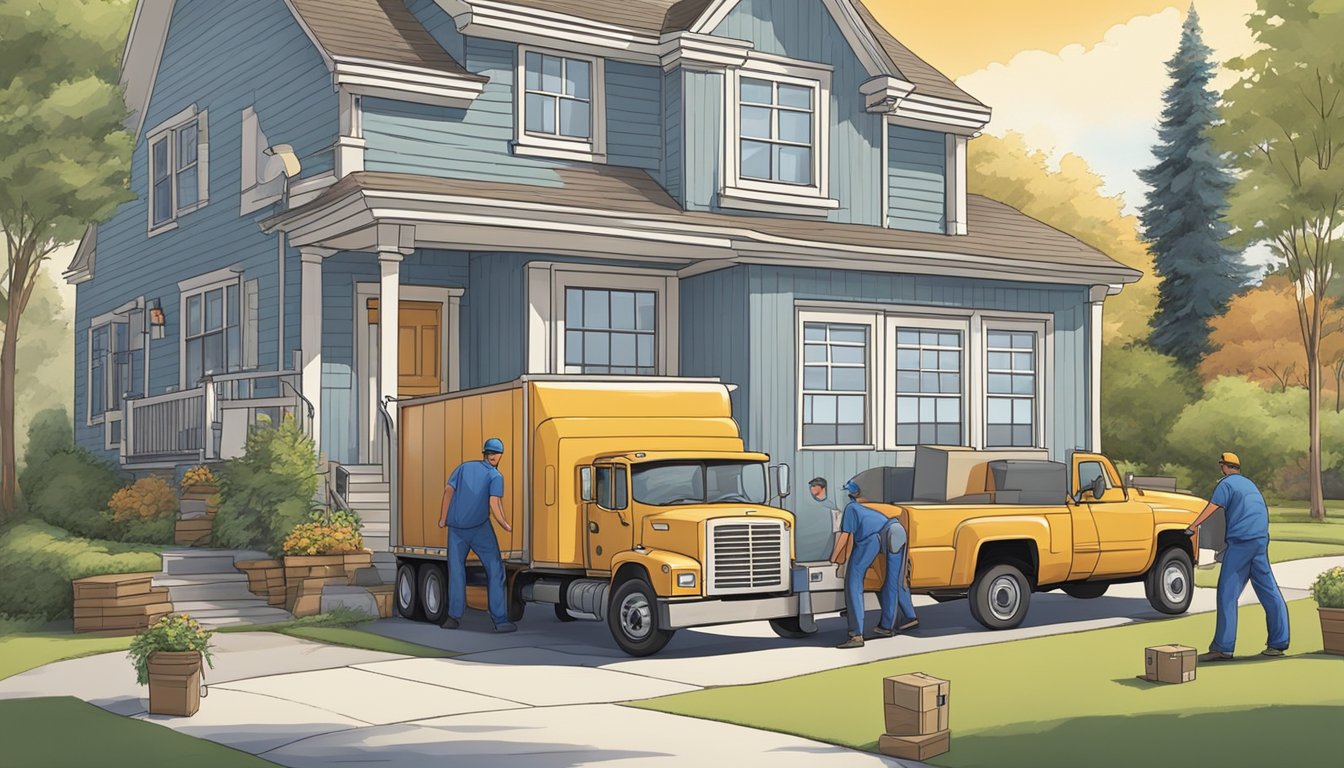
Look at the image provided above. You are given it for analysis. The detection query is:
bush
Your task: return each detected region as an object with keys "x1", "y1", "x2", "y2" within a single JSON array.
[
  {"x1": 20, "y1": 408, "x2": 74, "y2": 470},
  {"x1": 1101, "y1": 343, "x2": 1200, "y2": 473},
  {"x1": 1312, "y1": 566, "x2": 1344, "y2": 609},
  {"x1": 212, "y1": 414, "x2": 320, "y2": 555},
  {"x1": 179, "y1": 465, "x2": 216, "y2": 490},
  {"x1": 105, "y1": 475, "x2": 178, "y2": 545},
  {"x1": 20, "y1": 448, "x2": 126, "y2": 540},
  {"x1": 127, "y1": 614, "x2": 214, "y2": 685},
  {"x1": 281, "y1": 519, "x2": 364, "y2": 556},
  {"x1": 0, "y1": 521, "x2": 162, "y2": 619}
]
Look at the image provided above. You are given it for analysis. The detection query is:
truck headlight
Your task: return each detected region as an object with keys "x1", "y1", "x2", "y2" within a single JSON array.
[{"x1": 677, "y1": 573, "x2": 697, "y2": 588}]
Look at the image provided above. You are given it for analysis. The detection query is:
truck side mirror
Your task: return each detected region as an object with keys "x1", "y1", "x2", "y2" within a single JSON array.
[
  {"x1": 1091, "y1": 474, "x2": 1106, "y2": 501},
  {"x1": 580, "y1": 466, "x2": 594, "y2": 502},
  {"x1": 778, "y1": 463, "x2": 791, "y2": 499}
]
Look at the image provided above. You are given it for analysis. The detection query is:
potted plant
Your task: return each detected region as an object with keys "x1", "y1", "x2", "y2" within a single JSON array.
[
  {"x1": 280, "y1": 509, "x2": 370, "y2": 617},
  {"x1": 1312, "y1": 566, "x2": 1344, "y2": 655},
  {"x1": 128, "y1": 614, "x2": 215, "y2": 716},
  {"x1": 180, "y1": 464, "x2": 217, "y2": 497}
]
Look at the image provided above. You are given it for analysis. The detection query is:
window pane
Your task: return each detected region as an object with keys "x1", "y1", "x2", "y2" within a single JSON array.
[
  {"x1": 1014, "y1": 333, "x2": 1034, "y2": 349},
  {"x1": 203, "y1": 332, "x2": 224, "y2": 374},
  {"x1": 205, "y1": 289, "x2": 224, "y2": 331},
  {"x1": 226, "y1": 284, "x2": 239, "y2": 326},
  {"x1": 601, "y1": 291, "x2": 631, "y2": 330},
  {"x1": 896, "y1": 425, "x2": 917, "y2": 445},
  {"x1": 227, "y1": 326, "x2": 240, "y2": 370},
  {"x1": 777, "y1": 83, "x2": 812, "y2": 109},
  {"x1": 566, "y1": 288, "x2": 583, "y2": 328},
  {"x1": 919, "y1": 424, "x2": 936, "y2": 444},
  {"x1": 1013, "y1": 399, "x2": 1033, "y2": 424},
  {"x1": 1014, "y1": 351, "x2": 1034, "y2": 371},
  {"x1": 177, "y1": 167, "x2": 198, "y2": 207},
  {"x1": 611, "y1": 333, "x2": 637, "y2": 366},
  {"x1": 635, "y1": 292, "x2": 655, "y2": 331},
  {"x1": 936, "y1": 398, "x2": 958, "y2": 422},
  {"x1": 837, "y1": 395, "x2": 865, "y2": 423},
  {"x1": 988, "y1": 332, "x2": 1012, "y2": 349},
  {"x1": 740, "y1": 105, "x2": 772, "y2": 139},
  {"x1": 153, "y1": 178, "x2": 172, "y2": 224},
  {"x1": 919, "y1": 398, "x2": 935, "y2": 422},
  {"x1": 565, "y1": 58, "x2": 590, "y2": 99},
  {"x1": 920, "y1": 372, "x2": 939, "y2": 392},
  {"x1": 803, "y1": 365, "x2": 827, "y2": 390},
  {"x1": 803, "y1": 343, "x2": 827, "y2": 363},
  {"x1": 897, "y1": 329, "x2": 920, "y2": 345},
  {"x1": 186, "y1": 338, "x2": 202, "y2": 385},
  {"x1": 837, "y1": 424, "x2": 866, "y2": 445},
  {"x1": 937, "y1": 425, "x2": 960, "y2": 445},
  {"x1": 831, "y1": 345, "x2": 864, "y2": 364},
  {"x1": 525, "y1": 51, "x2": 542, "y2": 90},
  {"x1": 921, "y1": 350, "x2": 938, "y2": 369},
  {"x1": 988, "y1": 398, "x2": 1011, "y2": 422},
  {"x1": 988, "y1": 373, "x2": 1012, "y2": 394},
  {"x1": 187, "y1": 295, "x2": 202, "y2": 337},
  {"x1": 637, "y1": 334, "x2": 654, "y2": 367},
  {"x1": 940, "y1": 332, "x2": 960, "y2": 347},
  {"x1": 741, "y1": 140, "x2": 771, "y2": 179},
  {"x1": 776, "y1": 145, "x2": 811, "y2": 185},
  {"x1": 583, "y1": 289, "x2": 609, "y2": 328},
  {"x1": 939, "y1": 350, "x2": 960, "y2": 371},
  {"x1": 177, "y1": 122, "x2": 198, "y2": 168},
  {"x1": 896, "y1": 371, "x2": 919, "y2": 392},
  {"x1": 831, "y1": 327, "x2": 866, "y2": 344},
  {"x1": 803, "y1": 424, "x2": 837, "y2": 446},
  {"x1": 896, "y1": 349, "x2": 918, "y2": 369},
  {"x1": 565, "y1": 330, "x2": 583, "y2": 365},
  {"x1": 987, "y1": 425, "x2": 1011, "y2": 447},
  {"x1": 813, "y1": 395, "x2": 836, "y2": 423},
  {"x1": 1013, "y1": 375, "x2": 1034, "y2": 395},
  {"x1": 740, "y1": 77, "x2": 772, "y2": 104},
  {"x1": 941, "y1": 373, "x2": 960, "y2": 393},
  {"x1": 778, "y1": 110, "x2": 811, "y2": 144},
  {"x1": 525, "y1": 93, "x2": 554, "y2": 134},
  {"x1": 1013, "y1": 426, "x2": 1033, "y2": 446},
  {"x1": 152, "y1": 138, "x2": 169, "y2": 180},
  {"x1": 988, "y1": 351, "x2": 1011, "y2": 370},
  {"x1": 804, "y1": 324, "x2": 825, "y2": 341},
  {"x1": 541, "y1": 54, "x2": 562, "y2": 92},
  {"x1": 896, "y1": 397, "x2": 917, "y2": 422},
  {"x1": 559, "y1": 98, "x2": 591, "y2": 138},
  {"x1": 831, "y1": 367, "x2": 865, "y2": 391},
  {"x1": 583, "y1": 331, "x2": 609, "y2": 365}
]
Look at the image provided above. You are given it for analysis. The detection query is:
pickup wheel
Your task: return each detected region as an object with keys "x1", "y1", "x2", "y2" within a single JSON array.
[
  {"x1": 417, "y1": 563, "x2": 449, "y2": 624},
  {"x1": 1145, "y1": 547, "x2": 1193, "y2": 615},
  {"x1": 607, "y1": 577, "x2": 675, "y2": 657},
  {"x1": 395, "y1": 562, "x2": 423, "y2": 621},
  {"x1": 769, "y1": 617, "x2": 816, "y2": 639},
  {"x1": 1062, "y1": 582, "x2": 1109, "y2": 599},
  {"x1": 969, "y1": 562, "x2": 1032, "y2": 630}
]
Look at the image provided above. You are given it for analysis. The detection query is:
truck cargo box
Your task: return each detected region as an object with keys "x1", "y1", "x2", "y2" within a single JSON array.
[
  {"x1": 911, "y1": 446, "x2": 1049, "y2": 502},
  {"x1": 986, "y1": 459, "x2": 1068, "y2": 505}
]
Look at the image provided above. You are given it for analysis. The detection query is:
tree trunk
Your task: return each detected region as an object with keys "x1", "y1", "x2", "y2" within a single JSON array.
[
  {"x1": 1307, "y1": 301, "x2": 1326, "y2": 521},
  {"x1": 0, "y1": 293, "x2": 20, "y2": 522}
]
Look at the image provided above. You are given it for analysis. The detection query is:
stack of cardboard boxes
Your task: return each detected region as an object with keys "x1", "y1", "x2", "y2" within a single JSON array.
[
  {"x1": 878, "y1": 673, "x2": 951, "y2": 761},
  {"x1": 72, "y1": 573, "x2": 173, "y2": 634}
]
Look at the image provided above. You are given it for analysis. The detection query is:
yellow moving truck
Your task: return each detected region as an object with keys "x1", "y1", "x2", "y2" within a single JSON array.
[{"x1": 389, "y1": 377, "x2": 827, "y2": 656}]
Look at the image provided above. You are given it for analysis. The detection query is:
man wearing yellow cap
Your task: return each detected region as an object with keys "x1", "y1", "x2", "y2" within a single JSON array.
[{"x1": 1185, "y1": 452, "x2": 1290, "y2": 661}]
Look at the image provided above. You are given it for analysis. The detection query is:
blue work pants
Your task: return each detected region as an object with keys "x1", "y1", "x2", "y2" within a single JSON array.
[
  {"x1": 1212, "y1": 538, "x2": 1290, "y2": 653},
  {"x1": 447, "y1": 522, "x2": 509, "y2": 626},
  {"x1": 845, "y1": 532, "x2": 918, "y2": 636}
]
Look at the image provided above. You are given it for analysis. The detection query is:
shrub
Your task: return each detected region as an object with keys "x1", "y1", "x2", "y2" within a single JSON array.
[
  {"x1": 180, "y1": 465, "x2": 216, "y2": 490},
  {"x1": 19, "y1": 408, "x2": 74, "y2": 470},
  {"x1": 1312, "y1": 566, "x2": 1344, "y2": 609},
  {"x1": 0, "y1": 521, "x2": 162, "y2": 619},
  {"x1": 20, "y1": 448, "x2": 125, "y2": 540},
  {"x1": 105, "y1": 475, "x2": 178, "y2": 545},
  {"x1": 212, "y1": 414, "x2": 320, "y2": 555},
  {"x1": 127, "y1": 614, "x2": 214, "y2": 685},
  {"x1": 282, "y1": 519, "x2": 364, "y2": 556},
  {"x1": 1101, "y1": 343, "x2": 1200, "y2": 473}
]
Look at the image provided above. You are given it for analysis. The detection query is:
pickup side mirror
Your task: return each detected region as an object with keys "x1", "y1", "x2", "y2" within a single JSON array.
[
  {"x1": 1091, "y1": 475, "x2": 1106, "y2": 501},
  {"x1": 580, "y1": 466, "x2": 594, "y2": 503},
  {"x1": 771, "y1": 463, "x2": 791, "y2": 500}
]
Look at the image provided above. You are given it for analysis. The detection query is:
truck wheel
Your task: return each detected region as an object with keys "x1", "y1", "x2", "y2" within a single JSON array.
[
  {"x1": 395, "y1": 563, "x2": 423, "y2": 620},
  {"x1": 507, "y1": 574, "x2": 526, "y2": 623},
  {"x1": 1145, "y1": 547, "x2": 1193, "y2": 615},
  {"x1": 1062, "y1": 582, "x2": 1109, "y2": 599},
  {"x1": 607, "y1": 577, "x2": 675, "y2": 657},
  {"x1": 418, "y1": 563, "x2": 449, "y2": 624},
  {"x1": 554, "y1": 603, "x2": 577, "y2": 622},
  {"x1": 970, "y1": 562, "x2": 1032, "y2": 630},
  {"x1": 769, "y1": 617, "x2": 816, "y2": 639}
]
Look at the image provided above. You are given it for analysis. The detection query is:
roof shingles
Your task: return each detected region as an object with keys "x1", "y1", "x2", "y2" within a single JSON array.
[{"x1": 288, "y1": 0, "x2": 478, "y2": 77}]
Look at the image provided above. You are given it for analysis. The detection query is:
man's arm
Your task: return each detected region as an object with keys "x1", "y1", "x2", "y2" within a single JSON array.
[
  {"x1": 830, "y1": 531, "x2": 851, "y2": 563},
  {"x1": 437, "y1": 485, "x2": 454, "y2": 528},
  {"x1": 1187, "y1": 501, "x2": 1220, "y2": 532},
  {"x1": 490, "y1": 496, "x2": 512, "y2": 532}
]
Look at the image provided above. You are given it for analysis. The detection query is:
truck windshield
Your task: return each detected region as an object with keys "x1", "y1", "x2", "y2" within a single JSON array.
[{"x1": 632, "y1": 461, "x2": 768, "y2": 506}]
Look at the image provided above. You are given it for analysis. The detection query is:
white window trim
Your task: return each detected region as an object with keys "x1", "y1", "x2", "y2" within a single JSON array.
[
  {"x1": 796, "y1": 309, "x2": 880, "y2": 451},
  {"x1": 514, "y1": 45, "x2": 607, "y2": 163},
  {"x1": 146, "y1": 104, "x2": 210, "y2": 237},
  {"x1": 884, "y1": 313, "x2": 972, "y2": 452},
  {"x1": 980, "y1": 316, "x2": 1053, "y2": 451},
  {"x1": 87, "y1": 298, "x2": 146, "y2": 450},
  {"x1": 526, "y1": 263, "x2": 679, "y2": 377},
  {"x1": 177, "y1": 268, "x2": 244, "y2": 390},
  {"x1": 723, "y1": 56, "x2": 834, "y2": 214}
]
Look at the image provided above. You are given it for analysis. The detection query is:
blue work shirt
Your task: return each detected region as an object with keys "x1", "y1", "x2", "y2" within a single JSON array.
[
  {"x1": 446, "y1": 460, "x2": 504, "y2": 529},
  {"x1": 840, "y1": 500, "x2": 891, "y2": 543},
  {"x1": 1209, "y1": 473, "x2": 1270, "y2": 543}
]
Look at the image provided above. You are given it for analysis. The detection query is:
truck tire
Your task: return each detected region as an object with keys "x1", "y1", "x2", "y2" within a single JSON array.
[
  {"x1": 1062, "y1": 582, "x2": 1109, "y2": 599},
  {"x1": 769, "y1": 617, "x2": 816, "y2": 639},
  {"x1": 607, "y1": 577, "x2": 675, "y2": 657},
  {"x1": 1145, "y1": 547, "x2": 1193, "y2": 615},
  {"x1": 395, "y1": 562, "x2": 423, "y2": 620},
  {"x1": 554, "y1": 603, "x2": 577, "y2": 622},
  {"x1": 507, "y1": 573, "x2": 526, "y2": 623},
  {"x1": 418, "y1": 562, "x2": 449, "y2": 624},
  {"x1": 970, "y1": 562, "x2": 1032, "y2": 630}
]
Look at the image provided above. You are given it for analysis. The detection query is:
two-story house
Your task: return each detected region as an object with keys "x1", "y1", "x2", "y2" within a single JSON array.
[{"x1": 68, "y1": 0, "x2": 1140, "y2": 558}]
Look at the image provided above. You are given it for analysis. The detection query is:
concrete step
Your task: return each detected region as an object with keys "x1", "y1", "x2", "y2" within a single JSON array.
[
  {"x1": 161, "y1": 552, "x2": 243, "y2": 576},
  {"x1": 153, "y1": 573, "x2": 249, "y2": 587},
  {"x1": 189, "y1": 608, "x2": 294, "y2": 628},
  {"x1": 172, "y1": 599, "x2": 281, "y2": 613},
  {"x1": 343, "y1": 465, "x2": 384, "y2": 476},
  {"x1": 361, "y1": 522, "x2": 390, "y2": 533},
  {"x1": 347, "y1": 493, "x2": 390, "y2": 506},
  {"x1": 345, "y1": 480, "x2": 389, "y2": 492},
  {"x1": 158, "y1": 583, "x2": 261, "y2": 603}
]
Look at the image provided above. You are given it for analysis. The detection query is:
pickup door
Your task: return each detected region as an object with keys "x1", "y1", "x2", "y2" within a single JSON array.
[{"x1": 1073, "y1": 453, "x2": 1154, "y2": 578}]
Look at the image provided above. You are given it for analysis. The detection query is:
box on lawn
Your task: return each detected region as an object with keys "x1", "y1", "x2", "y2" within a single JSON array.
[
  {"x1": 883, "y1": 672, "x2": 950, "y2": 735},
  {"x1": 878, "y1": 731, "x2": 950, "y2": 760},
  {"x1": 1144, "y1": 644, "x2": 1196, "y2": 683}
]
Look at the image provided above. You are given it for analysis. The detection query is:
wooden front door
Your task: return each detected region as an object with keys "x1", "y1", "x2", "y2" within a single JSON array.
[{"x1": 368, "y1": 299, "x2": 443, "y2": 396}]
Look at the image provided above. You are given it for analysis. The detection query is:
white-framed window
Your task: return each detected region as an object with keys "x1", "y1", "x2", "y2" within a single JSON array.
[
  {"x1": 514, "y1": 46, "x2": 606, "y2": 163},
  {"x1": 797, "y1": 311, "x2": 876, "y2": 449},
  {"x1": 88, "y1": 299, "x2": 150, "y2": 449},
  {"x1": 892, "y1": 322, "x2": 967, "y2": 447},
  {"x1": 178, "y1": 269, "x2": 247, "y2": 388},
  {"x1": 147, "y1": 105, "x2": 209, "y2": 235},
  {"x1": 526, "y1": 264, "x2": 678, "y2": 376},
  {"x1": 723, "y1": 57, "x2": 835, "y2": 216},
  {"x1": 983, "y1": 321, "x2": 1047, "y2": 448}
]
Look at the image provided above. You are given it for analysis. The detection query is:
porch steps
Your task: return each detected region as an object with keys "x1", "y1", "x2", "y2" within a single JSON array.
[
  {"x1": 153, "y1": 549, "x2": 293, "y2": 628},
  {"x1": 343, "y1": 465, "x2": 395, "y2": 584}
]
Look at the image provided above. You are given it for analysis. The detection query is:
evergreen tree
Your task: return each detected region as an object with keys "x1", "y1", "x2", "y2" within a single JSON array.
[{"x1": 1138, "y1": 5, "x2": 1250, "y2": 368}]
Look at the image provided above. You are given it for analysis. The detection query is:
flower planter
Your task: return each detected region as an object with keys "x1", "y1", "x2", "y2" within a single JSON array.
[
  {"x1": 282, "y1": 551, "x2": 375, "y2": 617},
  {"x1": 147, "y1": 650, "x2": 203, "y2": 717},
  {"x1": 1321, "y1": 607, "x2": 1344, "y2": 655}
]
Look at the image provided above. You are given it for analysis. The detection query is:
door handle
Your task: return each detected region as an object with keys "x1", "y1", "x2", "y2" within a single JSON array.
[{"x1": 589, "y1": 521, "x2": 599, "y2": 533}]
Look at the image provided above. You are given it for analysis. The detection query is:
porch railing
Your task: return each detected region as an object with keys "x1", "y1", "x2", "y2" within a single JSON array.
[{"x1": 123, "y1": 388, "x2": 206, "y2": 463}]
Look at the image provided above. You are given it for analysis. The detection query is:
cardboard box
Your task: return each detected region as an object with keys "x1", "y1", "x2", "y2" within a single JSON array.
[
  {"x1": 883, "y1": 673, "x2": 950, "y2": 736},
  {"x1": 878, "y1": 731, "x2": 950, "y2": 761},
  {"x1": 1144, "y1": 644, "x2": 1196, "y2": 683}
]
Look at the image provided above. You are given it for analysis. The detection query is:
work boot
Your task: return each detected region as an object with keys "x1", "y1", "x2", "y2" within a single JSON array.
[
  {"x1": 1197, "y1": 650, "x2": 1234, "y2": 663},
  {"x1": 493, "y1": 621, "x2": 518, "y2": 633},
  {"x1": 1261, "y1": 646, "x2": 1286, "y2": 658},
  {"x1": 898, "y1": 619, "x2": 920, "y2": 632},
  {"x1": 440, "y1": 615, "x2": 460, "y2": 630},
  {"x1": 836, "y1": 634, "x2": 865, "y2": 649},
  {"x1": 870, "y1": 626, "x2": 894, "y2": 638}
]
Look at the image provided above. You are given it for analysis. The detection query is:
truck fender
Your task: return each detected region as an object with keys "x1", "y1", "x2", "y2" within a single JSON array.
[
  {"x1": 609, "y1": 549, "x2": 703, "y2": 598},
  {"x1": 950, "y1": 517, "x2": 1051, "y2": 588},
  {"x1": 1148, "y1": 524, "x2": 1198, "y2": 570}
]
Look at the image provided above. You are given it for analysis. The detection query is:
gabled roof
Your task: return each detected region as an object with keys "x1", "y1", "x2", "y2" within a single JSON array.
[{"x1": 287, "y1": 0, "x2": 476, "y2": 77}]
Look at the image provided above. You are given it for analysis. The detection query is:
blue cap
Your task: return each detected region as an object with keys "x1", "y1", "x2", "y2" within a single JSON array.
[
  {"x1": 483, "y1": 437, "x2": 505, "y2": 454},
  {"x1": 843, "y1": 478, "x2": 860, "y2": 497}
]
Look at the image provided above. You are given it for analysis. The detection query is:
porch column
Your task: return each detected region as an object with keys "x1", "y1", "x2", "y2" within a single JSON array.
[
  {"x1": 1088, "y1": 285, "x2": 1108, "y2": 453},
  {"x1": 378, "y1": 251, "x2": 402, "y2": 432},
  {"x1": 300, "y1": 248, "x2": 329, "y2": 445}
]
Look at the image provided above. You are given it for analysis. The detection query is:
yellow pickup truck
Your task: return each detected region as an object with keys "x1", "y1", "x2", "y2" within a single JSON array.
[{"x1": 855, "y1": 446, "x2": 1205, "y2": 630}]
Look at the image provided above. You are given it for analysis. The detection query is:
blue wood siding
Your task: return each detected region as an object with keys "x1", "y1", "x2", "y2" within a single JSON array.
[
  {"x1": 711, "y1": 0, "x2": 884, "y2": 225},
  {"x1": 74, "y1": 0, "x2": 337, "y2": 458},
  {"x1": 660, "y1": 69, "x2": 684, "y2": 201},
  {"x1": 682, "y1": 70, "x2": 723, "y2": 211},
  {"x1": 679, "y1": 268, "x2": 751, "y2": 427},
  {"x1": 888, "y1": 126, "x2": 947, "y2": 233},
  {"x1": 606, "y1": 61, "x2": 662, "y2": 173}
]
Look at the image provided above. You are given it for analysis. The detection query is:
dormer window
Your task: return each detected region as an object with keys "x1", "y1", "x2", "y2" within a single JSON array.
[
  {"x1": 721, "y1": 59, "x2": 836, "y2": 216},
  {"x1": 514, "y1": 46, "x2": 606, "y2": 163}
]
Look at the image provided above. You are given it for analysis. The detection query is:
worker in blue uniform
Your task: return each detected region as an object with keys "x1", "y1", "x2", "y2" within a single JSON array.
[
  {"x1": 830, "y1": 477, "x2": 918, "y2": 648},
  {"x1": 437, "y1": 438, "x2": 515, "y2": 632}
]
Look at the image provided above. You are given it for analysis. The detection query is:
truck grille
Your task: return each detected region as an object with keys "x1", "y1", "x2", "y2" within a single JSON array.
[{"x1": 706, "y1": 519, "x2": 788, "y2": 595}]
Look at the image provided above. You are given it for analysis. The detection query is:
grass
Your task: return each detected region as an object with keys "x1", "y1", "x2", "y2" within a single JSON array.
[
  {"x1": 1194, "y1": 520, "x2": 1344, "y2": 588},
  {"x1": 633, "y1": 600, "x2": 1343, "y2": 768},
  {"x1": 0, "y1": 697, "x2": 278, "y2": 767},
  {"x1": 0, "y1": 632, "x2": 133, "y2": 681},
  {"x1": 0, "y1": 520, "x2": 162, "y2": 619}
]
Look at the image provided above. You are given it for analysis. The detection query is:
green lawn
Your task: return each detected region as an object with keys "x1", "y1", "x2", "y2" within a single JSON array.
[
  {"x1": 0, "y1": 697, "x2": 278, "y2": 767},
  {"x1": 0, "y1": 632, "x2": 133, "y2": 681},
  {"x1": 277, "y1": 625, "x2": 454, "y2": 657},
  {"x1": 1195, "y1": 520, "x2": 1344, "y2": 588},
  {"x1": 633, "y1": 599, "x2": 1343, "y2": 768}
]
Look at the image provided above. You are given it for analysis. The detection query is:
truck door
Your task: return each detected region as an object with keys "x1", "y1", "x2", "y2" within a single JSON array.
[
  {"x1": 1073, "y1": 454, "x2": 1154, "y2": 578},
  {"x1": 584, "y1": 463, "x2": 634, "y2": 573}
]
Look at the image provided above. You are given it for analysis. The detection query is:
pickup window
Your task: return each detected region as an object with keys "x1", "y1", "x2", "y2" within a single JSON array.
[{"x1": 632, "y1": 461, "x2": 767, "y2": 506}]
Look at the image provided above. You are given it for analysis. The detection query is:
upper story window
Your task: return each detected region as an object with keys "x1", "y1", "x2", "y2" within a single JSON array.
[
  {"x1": 723, "y1": 59, "x2": 836, "y2": 217},
  {"x1": 147, "y1": 105, "x2": 209, "y2": 235},
  {"x1": 178, "y1": 268, "x2": 253, "y2": 389},
  {"x1": 514, "y1": 47, "x2": 606, "y2": 163},
  {"x1": 800, "y1": 317, "x2": 873, "y2": 448},
  {"x1": 564, "y1": 287, "x2": 657, "y2": 375}
]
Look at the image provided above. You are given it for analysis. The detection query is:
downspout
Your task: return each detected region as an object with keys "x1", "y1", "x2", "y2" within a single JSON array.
[{"x1": 277, "y1": 231, "x2": 285, "y2": 371}]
